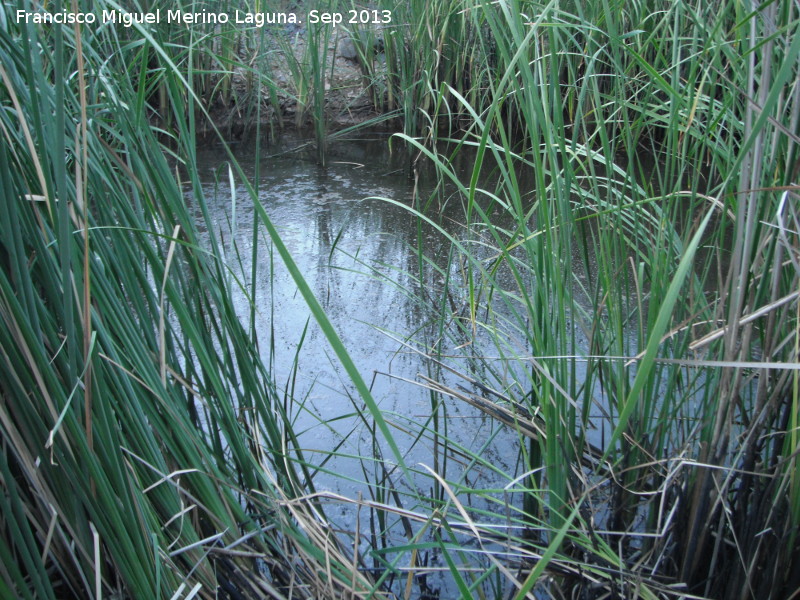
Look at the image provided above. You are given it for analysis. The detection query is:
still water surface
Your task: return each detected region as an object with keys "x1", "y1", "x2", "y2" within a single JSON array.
[
  {"x1": 190, "y1": 133, "x2": 624, "y2": 597},
  {"x1": 193, "y1": 134, "x2": 521, "y2": 497},
  {"x1": 189, "y1": 131, "x2": 728, "y2": 598}
]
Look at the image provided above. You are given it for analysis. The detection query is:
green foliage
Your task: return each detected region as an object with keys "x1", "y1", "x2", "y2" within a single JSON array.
[
  {"x1": 383, "y1": 0, "x2": 800, "y2": 597},
  {"x1": 3, "y1": 0, "x2": 800, "y2": 598},
  {"x1": 0, "y1": 2, "x2": 377, "y2": 597}
]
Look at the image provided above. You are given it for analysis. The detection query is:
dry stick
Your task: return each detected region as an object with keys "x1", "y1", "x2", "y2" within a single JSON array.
[
  {"x1": 352, "y1": 493, "x2": 361, "y2": 600},
  {"x1": 688, "y1": 290, "x2": 800, "y2": 351},
  {"x1": 0, "y1": 64, "x2": 49, "y2": 219},
  {"x1": 687, "y1": 7, "x2": 777, "y2": 586},
  {"x1": 70, "y1": 0, "x2": 93, "y2": 469},
  {"x1": 159, "y1": 225, "x2": 181, "y2": 387},
  {"x1": 417, "y1": 374, "x2": 606, "y2": 472}
]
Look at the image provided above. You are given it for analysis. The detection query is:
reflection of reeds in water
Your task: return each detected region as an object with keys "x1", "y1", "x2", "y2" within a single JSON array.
[{"x1": 2, "y1": 0, "x2": 800, "y2": 598}]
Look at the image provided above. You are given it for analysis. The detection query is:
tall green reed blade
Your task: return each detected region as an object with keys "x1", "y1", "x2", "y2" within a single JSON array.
[
  {"x1": 308, "y1": 0, "x2": 332, "y2": 164},
  {"x1": 601, "y1": 207, "x2": 714, "y2": 461}
]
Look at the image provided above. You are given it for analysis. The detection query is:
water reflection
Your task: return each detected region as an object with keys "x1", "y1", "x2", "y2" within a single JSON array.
[
  {"x1": 193, "y1": 136, "x2": 517, "y2": 477},
  {"x1": 192, "y1": 135, "x2": 616, "y2": 598}
]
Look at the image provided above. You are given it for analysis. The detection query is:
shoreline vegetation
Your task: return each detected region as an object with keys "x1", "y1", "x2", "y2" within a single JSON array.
[{"x1": 2, "y1": 0, "x2": 799, "y2": 599}]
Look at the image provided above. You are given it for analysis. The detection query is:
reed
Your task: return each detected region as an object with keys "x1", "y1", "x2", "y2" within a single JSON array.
[
  {"x1": 378, "y1": 0, "x2": 800, "y2": 597},
  {"x1": 0, "y1": 2, "x2": 382, "y2": 597},
  {"x1": 3, "y1": 0, "x2": 800, "y2": 598}
]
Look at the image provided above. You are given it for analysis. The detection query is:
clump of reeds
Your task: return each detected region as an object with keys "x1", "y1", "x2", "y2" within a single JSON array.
[
  {"x1": 0, "y1": 1, "x2": 383, "y2": 597},
  {"x1": 381, "y1": 0, "x2": 800, "y2": 597},
  {"x1": 3, "y1": 0, "x2": 800, "y2": 598}
]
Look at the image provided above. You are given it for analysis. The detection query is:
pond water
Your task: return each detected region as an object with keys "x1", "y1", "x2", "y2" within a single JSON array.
[
  {"x1": 191, "y1": 133, "x2": 530, "y2": 588},
  {"x1": 194, "y1": 135, "x2": 517, "y2": 451},
  {"x1": 190, "y1": 132, "x2": 619, "y2": 597}
]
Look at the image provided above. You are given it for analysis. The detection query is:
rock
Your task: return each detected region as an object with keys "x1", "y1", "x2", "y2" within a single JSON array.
[
  {"x1": 337, "y1": 37, "x2": 358, "y2": 60},
  {"x1": 337, "y1": 35, "x2": 385, "y2": 62}
]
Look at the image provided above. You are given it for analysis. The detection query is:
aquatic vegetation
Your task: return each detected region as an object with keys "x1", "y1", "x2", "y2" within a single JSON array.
[
  {"x1": 2, "y1": 0, "x2": 799, "y2": 598},
  {"x1": 387, "y1": 1, "x2": 800, "y2": 597},
  {"x1": 0, "y1": 4, "x2": 375, "y2": 597}
]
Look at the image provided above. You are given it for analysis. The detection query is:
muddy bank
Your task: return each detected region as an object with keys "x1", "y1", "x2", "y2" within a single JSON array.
[{"x1": 195, "y1": 13, "x2": 391, "y2": 138}]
